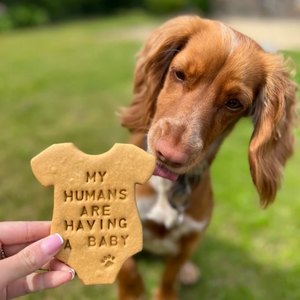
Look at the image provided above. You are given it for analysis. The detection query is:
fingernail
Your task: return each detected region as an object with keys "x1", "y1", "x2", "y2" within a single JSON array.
[
  {"x1": 69, "y1": 268, "x2": 76, "y2": 280},
  {"x1": 41, "y1": 233, "x2": 64, "y2": 256}
]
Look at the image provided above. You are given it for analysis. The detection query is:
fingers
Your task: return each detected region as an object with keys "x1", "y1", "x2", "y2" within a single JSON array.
[
  {"x1": 40, "y1": 258, "x2": 75, "y2": 273},
  {"x1": 49, "y1": 259, "x2": 74, "y2": 273},
  {"x1": 4, "y1": 242, "x2": 31, "y2": 257},
  {"x1": 0, "y1": 221, "x2": 51, "y2": 245},
  {"x1": 4, "y1": 245, "x2": 74, "y2": 272},
  {"x1": 0, "y1": 234, "x2": 63, "y2": 288},
  {"x1": 7, "y1": 270, "x2": 74, "y2": 299}
]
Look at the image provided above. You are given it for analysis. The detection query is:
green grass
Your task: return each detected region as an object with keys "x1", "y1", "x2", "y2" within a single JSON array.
[{"x1": 0, "y1": 12, "x2": 300, "y2": 300}]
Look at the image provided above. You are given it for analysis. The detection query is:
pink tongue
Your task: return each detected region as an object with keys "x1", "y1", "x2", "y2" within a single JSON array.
[{"x1": 153, "y1": 164, "x2": 179, "y2": 181}]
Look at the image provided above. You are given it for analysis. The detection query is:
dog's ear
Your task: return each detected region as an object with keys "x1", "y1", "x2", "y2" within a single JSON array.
[
  {"x1": 120, "y1": 16, "x2": 202, "y2": 133},
  {"x1": 249, "y1": 55, "x2": 298, "y2": 208}
]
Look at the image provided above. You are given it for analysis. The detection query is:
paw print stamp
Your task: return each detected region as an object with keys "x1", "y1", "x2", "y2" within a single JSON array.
[{"x1": 101, "y1": 254, "x2": 115, "y2": 268}]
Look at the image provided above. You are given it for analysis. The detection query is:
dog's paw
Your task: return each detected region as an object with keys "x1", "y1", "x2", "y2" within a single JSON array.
[
  {"x1": 177, "y1": 261, "x2": 201, "y2": 285},
  {"x1": 153, "y1": 288, "x2": 178, "y2": 300},
  {"x1": 119, "y1": 295, "x2": 145, "y2": 300}
]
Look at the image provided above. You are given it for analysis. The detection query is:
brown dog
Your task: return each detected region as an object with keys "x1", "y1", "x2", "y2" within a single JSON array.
[{"x1": 118, "y1": 16, "x2": 298, "y2": 300}]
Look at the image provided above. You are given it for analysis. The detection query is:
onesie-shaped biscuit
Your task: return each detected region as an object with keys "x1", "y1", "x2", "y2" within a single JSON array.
[{"x1": 31, "y1": 143, "x2": 155, "y2": 285}]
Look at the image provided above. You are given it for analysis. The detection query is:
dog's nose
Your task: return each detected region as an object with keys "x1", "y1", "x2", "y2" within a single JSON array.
[{"x1": 155, "y1": 139, "x2": 188, "y2": 168}]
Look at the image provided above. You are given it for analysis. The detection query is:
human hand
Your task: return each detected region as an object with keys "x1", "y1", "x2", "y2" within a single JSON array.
[{"x1": 0, "y1": 221, "x2": 74, "y2": 300}]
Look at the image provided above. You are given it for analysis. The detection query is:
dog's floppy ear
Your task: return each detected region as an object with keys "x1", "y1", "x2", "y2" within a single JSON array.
[
  {"x1": 249, "y1": 54, "x2": 298, "y2": 208},
  {"x1": 120, "y1": 16, "x2": 202, "y2": 133}
]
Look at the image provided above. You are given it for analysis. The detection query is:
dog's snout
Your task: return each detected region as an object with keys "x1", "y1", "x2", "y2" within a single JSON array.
[
  {"x1": 155, "y1": 139, "x2": 188, "y2": 168},
  {"x1": 156, "y1": 150, "x2": 182, "y2": 168}
]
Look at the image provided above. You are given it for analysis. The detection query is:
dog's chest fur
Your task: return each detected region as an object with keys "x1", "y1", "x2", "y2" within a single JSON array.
[{"x1": 137, "y1": 175, "x2": 208, "y2": 255}]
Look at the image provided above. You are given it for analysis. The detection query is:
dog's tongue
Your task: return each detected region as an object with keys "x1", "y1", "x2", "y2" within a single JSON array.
[{"x1": 153, "y1": 164, "x2": 179, "y2": 181}]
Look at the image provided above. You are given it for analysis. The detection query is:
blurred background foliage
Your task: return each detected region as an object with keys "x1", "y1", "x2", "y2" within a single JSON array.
[{"x1": 0, "y1": 0, "x2": 209, "y2": 31}]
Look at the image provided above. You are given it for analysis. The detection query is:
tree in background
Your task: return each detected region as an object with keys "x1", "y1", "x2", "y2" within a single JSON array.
[{"x1": 0, "y1": 0, "x2": 210, "y2": 31}]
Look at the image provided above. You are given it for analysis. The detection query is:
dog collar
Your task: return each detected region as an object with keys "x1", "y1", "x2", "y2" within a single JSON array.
[{"x1": 168, "y1": 160, "x2": 208, "y2": 224}]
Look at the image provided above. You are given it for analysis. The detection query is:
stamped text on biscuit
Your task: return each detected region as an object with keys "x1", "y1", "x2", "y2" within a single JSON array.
[
  {"x1": 31, "y1": 143, "x2": 156, "y2": 284},
  {"x1": 63, "y1": 171, "x2": 129, "y2": 250}
]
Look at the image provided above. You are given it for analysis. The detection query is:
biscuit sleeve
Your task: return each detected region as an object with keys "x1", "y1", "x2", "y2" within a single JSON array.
[
  {"x1": 126, "y1": 144, "x2": 156, "y2": 185},
  {"x1": 31, "y1": 143, "x2": 69, "y2": 186}
]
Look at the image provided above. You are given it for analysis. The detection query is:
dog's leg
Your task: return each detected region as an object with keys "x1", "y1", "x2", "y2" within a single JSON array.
[
  {"x1": 154, "y1": 232, "x2": 203, "y2": 300},
  {"x1": 118, "y1": 257, "x2": 145, "y2": 300}
]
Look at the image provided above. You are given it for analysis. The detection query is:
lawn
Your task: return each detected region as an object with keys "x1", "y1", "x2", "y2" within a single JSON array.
[{"x1": 0, "y1": 12, "x2": 300, "y2": 300}]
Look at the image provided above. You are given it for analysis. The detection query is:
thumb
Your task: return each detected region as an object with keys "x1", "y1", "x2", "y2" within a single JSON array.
[{"x1": 0, "y1": 234, "x2": 63, "y2": 287}]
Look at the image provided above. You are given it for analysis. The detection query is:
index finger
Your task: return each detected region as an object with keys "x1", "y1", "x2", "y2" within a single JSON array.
[{"x1": 0, "y1": 221, "x2": 51, "y2": 245}]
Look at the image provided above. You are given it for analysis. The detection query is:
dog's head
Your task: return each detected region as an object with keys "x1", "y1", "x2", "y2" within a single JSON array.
[{"x1": 120, "y1": 16, "x2": 298, "y2": 208}]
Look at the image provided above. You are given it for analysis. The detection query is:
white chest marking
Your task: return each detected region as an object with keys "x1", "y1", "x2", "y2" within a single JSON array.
[
  {"x1": 137, "y1": 176, "x2": 208, "y2": 255},
  {"x1": 145, "y1": 176, "x2": 178, "y2": 229}
]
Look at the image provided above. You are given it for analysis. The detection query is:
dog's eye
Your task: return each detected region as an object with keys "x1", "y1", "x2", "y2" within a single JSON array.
[
  {"x1": 174, "y1": 70, "x2": 185, "y2": 82},
  {"x1": 226, "y1": 99, "x2": 243, "y2": 110}
]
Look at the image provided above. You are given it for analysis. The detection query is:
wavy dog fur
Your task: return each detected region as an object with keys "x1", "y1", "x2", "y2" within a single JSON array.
[
  {"x1": 121, "y1": 15, "x2": 297, "y2": 208},
  {"x1": 119, "y1": 16, "x2": 298, "y2": 300}
]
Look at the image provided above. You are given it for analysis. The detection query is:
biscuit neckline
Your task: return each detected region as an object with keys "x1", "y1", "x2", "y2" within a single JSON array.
[{"x1": 61, "y1": 142, "x2": 128, "y2": 157}]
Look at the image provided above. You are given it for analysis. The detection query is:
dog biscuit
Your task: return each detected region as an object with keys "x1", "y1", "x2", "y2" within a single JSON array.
[{"x1": 31, "y1": 143, "x2": 155, "y2": 285}]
